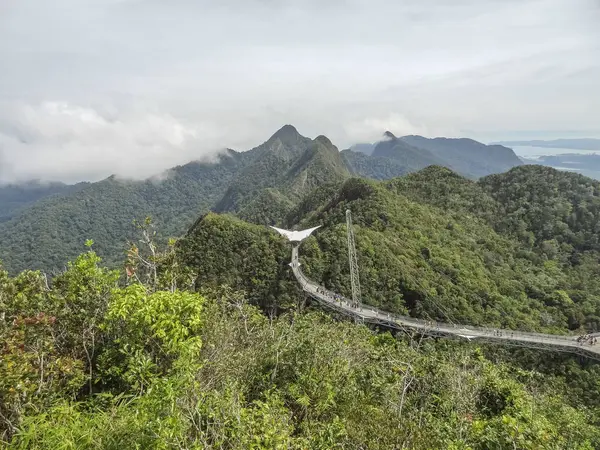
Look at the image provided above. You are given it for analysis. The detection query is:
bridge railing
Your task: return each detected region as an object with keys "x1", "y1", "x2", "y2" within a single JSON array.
[{"x1": 293, "y1": 264, "x2": 581, "y2": 347}]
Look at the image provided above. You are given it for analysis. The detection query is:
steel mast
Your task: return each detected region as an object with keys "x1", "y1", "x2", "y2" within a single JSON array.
[{"x1": 346, "y1": 209, "x2": 361, "y2": 308}]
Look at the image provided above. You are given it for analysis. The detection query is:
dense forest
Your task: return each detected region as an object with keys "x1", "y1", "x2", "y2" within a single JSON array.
[{"x1": 0, "y1": 153, "x2": 251, "y2": 274}]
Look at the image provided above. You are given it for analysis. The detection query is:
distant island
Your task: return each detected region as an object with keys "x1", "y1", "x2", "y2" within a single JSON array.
[{"x1": 493, "y1": 138, "x2": 600, "y2": 150}]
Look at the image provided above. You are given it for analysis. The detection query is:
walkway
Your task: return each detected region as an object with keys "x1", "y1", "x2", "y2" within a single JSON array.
[{"x1": 290, "y1": 245, "x2": 600, "y2": 360}]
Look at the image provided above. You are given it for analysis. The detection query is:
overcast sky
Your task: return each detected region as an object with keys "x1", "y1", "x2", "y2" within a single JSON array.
[{"x1": 1, "y1": 0, "x2": 599, "y2": 183}]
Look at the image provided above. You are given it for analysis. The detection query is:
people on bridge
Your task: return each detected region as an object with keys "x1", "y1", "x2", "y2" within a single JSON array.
[{"x1": 576, "y1": 334, "x2": 597, "y2": 346}]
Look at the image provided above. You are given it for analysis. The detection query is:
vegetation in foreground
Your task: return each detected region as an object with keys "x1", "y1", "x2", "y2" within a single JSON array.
[{"x1": 1, "y1": 244, "x2": 599, "y2": 449}]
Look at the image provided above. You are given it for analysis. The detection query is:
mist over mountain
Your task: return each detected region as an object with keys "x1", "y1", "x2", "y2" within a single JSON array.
[
  {"x1": 3, "y1": 0, "x2": 600, "y2": 446},
  {"x1": 3, "y1": 126, "x2": 600, "y2": 446},
  {"x1": 0, "y1": 125, "x2": 527, "y2": 273}
]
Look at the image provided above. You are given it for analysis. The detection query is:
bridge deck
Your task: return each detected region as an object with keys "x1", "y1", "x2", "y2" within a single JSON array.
[{"x1": 290, "y1": 246, "x2": 600, "y2": 359}]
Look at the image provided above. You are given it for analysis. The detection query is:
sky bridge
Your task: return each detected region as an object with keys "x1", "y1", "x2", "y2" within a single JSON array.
[{"x1": 271, "y1": 217, "x2": 600, "y2": 361}]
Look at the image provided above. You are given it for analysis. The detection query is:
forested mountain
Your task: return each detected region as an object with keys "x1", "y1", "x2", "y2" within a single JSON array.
[
  {"x1": 345, "y1": 132, "x2": 522, "y2": 178},
  {"x1": 370, "y1": 131, "x2": 449, "y2": 171},
  {"x1": 3, "y1": 162, "x2": 600, "y2": 447},
  {"x1": 0, "y1": 152, "x2": 251, "y2": 273},
  {"x1": 400, "y1": 135, "x2": 523, "y2": 177},
  {"x1": 0, "y1": 180, "x2": 88, "y2": 222},
  {"x1": 341, "y1": 149, "x2": 409, "y2": 180},
  {"x1": 3, "y1": 250, "x2": 598, "y2": 447},
  {"x1": 0, "y1": 126, "x2": 537, "y2": 274},
  {"x1": 215, "y1": 127, "x2": 351, "y2": 224}
]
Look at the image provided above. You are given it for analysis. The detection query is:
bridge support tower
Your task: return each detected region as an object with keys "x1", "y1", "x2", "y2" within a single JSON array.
[{"x1": 346, "y1": 209, "x2": 362, "y2": 308}]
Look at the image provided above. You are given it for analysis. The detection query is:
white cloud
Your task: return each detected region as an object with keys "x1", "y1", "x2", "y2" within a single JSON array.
[
  {"x1": 0, "y1": 102, "x2": 226, "y2": 183},
  {"x1": 0, "y1": 0, "x2": 599, "y2": 182},
  {"x1": 343, "y1": 114, "x2": 430, "y2": 143}
]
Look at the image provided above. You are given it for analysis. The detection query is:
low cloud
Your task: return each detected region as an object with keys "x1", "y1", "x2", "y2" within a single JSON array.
[
  {"x1": 343, "y1": 113, "x2": 431, "y2": 144},
  {"x1": 0, "y1": 102, "x2": 227, "y2": 183}
]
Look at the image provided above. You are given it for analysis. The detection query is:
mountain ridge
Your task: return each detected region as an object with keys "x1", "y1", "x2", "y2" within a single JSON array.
[{"x1": 0, "y1": 125, "x2": 525, "y2": 273}]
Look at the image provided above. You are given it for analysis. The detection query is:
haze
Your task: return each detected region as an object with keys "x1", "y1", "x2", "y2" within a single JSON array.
[{"x1": 1, "y1": 0, "x2": 599, "y2": 183}]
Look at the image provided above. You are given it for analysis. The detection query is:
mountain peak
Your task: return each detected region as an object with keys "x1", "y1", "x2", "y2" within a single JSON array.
[
  {"x1": 269, "y1": 124, "x2": 302, "y2": 142},
  {"x1": 383, "y1": 131, "x2": 397, "y2": 140},
  {"x1": 314, "y1": 135, "x2": 333, "y2": 147}
]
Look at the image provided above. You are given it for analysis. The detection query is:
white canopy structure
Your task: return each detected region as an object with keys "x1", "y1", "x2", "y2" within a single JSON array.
[{"x1": 270, "y1": 225, "x2": 321, "y2": 242}]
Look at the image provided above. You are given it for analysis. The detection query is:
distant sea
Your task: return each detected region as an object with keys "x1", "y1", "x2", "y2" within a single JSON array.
[
  {"x1": 507, "y1": 146, "x2": 600, "y2": 180},
  {"x1": 510, "y1": 146, "x2": 598, "y2": 159}
]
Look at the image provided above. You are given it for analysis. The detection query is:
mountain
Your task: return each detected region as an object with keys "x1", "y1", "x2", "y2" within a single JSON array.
[
  {"x1": 0, "y1": 126, "x2": 528, "y2": 274},
  {"x1": 371, "y1": 132, "x2": 450, "y2": 170},
  {"x1": 5, "y1": 237, "x2": 598, "y2": 448},
  {"x1": 400, "y1": 135, "x2": 523, "y2": 178},
  {"x1": 348, "y1": 142, "x2": 375, "y2": 155},
  {"x1": 0, "y1": 180, "x2": 88, "y2": 222},
  {"x1": 0, "y1": 152, "x2": 251, "y2": 274},
  {"x1": 344, "y1": 133, "x2": 523, "y2": 179},
  {"x1": 479, "y1": 165, "x2": 600, "y2": 255},
  {"x1": 341, "y1": 131, "x2": 447, "y2": 180},
  {"x1": 0, "y1": 125, "x2": 352, "y2": 273},
  {"x1": 493, "y1": 138, "x2": 600, "y2": 150},
  {"x1": 341, "y1": 150, "x2": 409, "y2": 180},
  {"x1": 215, "y1": 127, "x2": 351, "y2": 223},
  {"x1": 5, "y1": 163, "x2": 600, "y2": 447}
]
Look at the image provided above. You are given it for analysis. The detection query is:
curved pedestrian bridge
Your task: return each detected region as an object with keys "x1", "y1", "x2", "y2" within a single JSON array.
[{"x1": 290, "y1": 245, "x2": 600, "y2": 360}]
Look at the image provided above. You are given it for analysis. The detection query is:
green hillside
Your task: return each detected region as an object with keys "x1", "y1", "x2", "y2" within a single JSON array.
[
  {"x1": 371, "y1": 131, "x2": 449, "y2": 171},
  {"x1": 215, "y1": 129, "x2": 351, "y2": 224},
  {"x1": 2, "y1": 252, "x2": 598, "y2": 447},
  {"x1": 341, "y1": 149, "x2": 409, "y2": 180},
  {"x1": 0, "y1": 180, "x2": 88, "y2": 222},
  {"x1": 343, "y1": 132, "x2": 523, "y2": 179},
  {"x1": 0, "y1": 127, "x2": 545, "y2": 276},
  {"x1": 0, "y1": 153, "x2": 250, "y2": 273},
  {"x1": 178, "y1": 165, "x2": 600, "y2": 333}
]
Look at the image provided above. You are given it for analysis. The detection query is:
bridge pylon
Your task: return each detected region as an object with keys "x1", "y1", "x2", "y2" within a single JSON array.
[{"x1": 346, "y1": 209, "x2": 361, "y2": 308}]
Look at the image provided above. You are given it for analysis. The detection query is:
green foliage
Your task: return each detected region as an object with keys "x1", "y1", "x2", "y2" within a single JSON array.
[
  {"x1": 4, "y1": 145, "x2": 600, "y2": 447},
  {"x1": 0, "y1": 250, "x2": 118, "y2": 441},
  {"x1": 180, "y1": 169, "x2": 600, "y2": 333},
  {"x1": 480, "y1": 165, "x2": 600, "y2": 255},
  {"x1": 0, "y1": 127, "x2": 524, "y2": 275},
  {"x1": 177, "y1": 213, "x2": 301, "y2": 312},
  {"x1": 1, "y1": 235, "x2": 600, "y2": 448},
  {"x1": 100, "y1": 285, "x2": 204, "y2": 392},
  {"x1": 7, "y1": 297, "x2": 600, "y2": 449},
  {"x1": 0, "y1": 181, "x2": 87, "y2": 222},
  {"x1": 237, "y1": 188, "x2": 295, "y2": 226}
]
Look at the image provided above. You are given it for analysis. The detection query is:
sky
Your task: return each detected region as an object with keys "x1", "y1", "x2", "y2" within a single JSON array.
[{"x1": 0, "y1": 0, "x2": 599, "y2": 183}]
